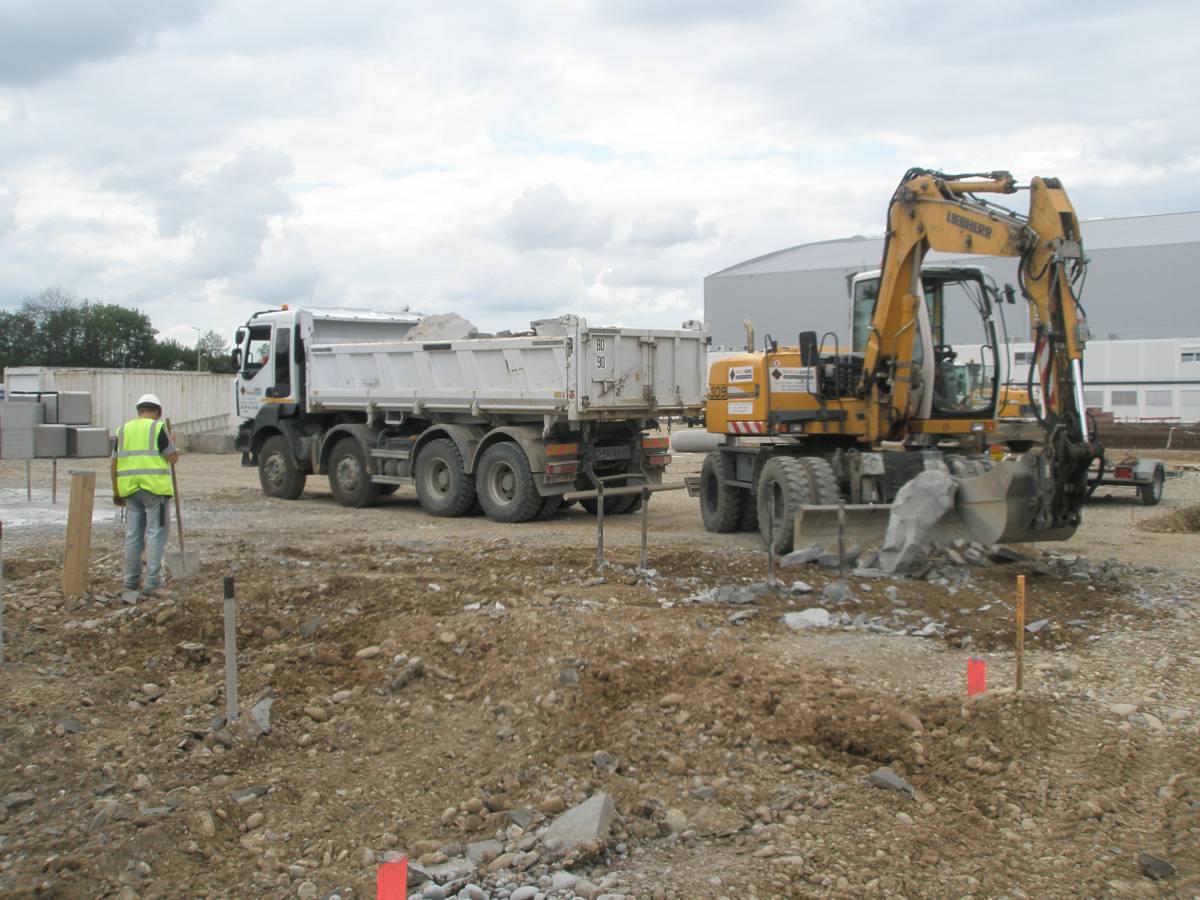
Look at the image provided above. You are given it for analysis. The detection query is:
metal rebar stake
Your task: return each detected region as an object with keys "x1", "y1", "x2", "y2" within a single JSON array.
[
  {"x1": 595, "y1": 482, "x2": 606, "y2": 569},
  {"x1": 52, "y1": 459, "x2": 58, "y2": 504},
  {"x1": 26, "y1": 461, "x2": 32, "y2": 502},
  {"x1": 639, "y1": 486, "x2": 650, "y2": 570},
  {"x1": 767, "y1": 490, "x2": 776, "y2": 588},
  {"x1": 837, "y1": 501, "x2": 846, "y2": 574},
  {"x1": 223, "y1": 576, "x2": 239, "y2": 722}
]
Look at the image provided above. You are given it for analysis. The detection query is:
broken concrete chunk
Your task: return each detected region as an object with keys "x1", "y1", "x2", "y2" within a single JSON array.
[
  {"x1": 878, "y1": 471, "x2": 958, "y2": 574},
  {"x1": 715, "y1": 583, "x2": 771, "y2": 605},
  {"x1": 780, "y1": 546, "x2": 823, "y2": 567},
  {"x1": 868, "y1": 767, "x2": 914, "y2": 796},
  {"x1": 1025, "y1": 618, "x2": 1050, "y2": 634},
  {"x1": 1137, "y1": 852, "x2": 1176, "y2": 881},
  {"x1": 783, "y1": 609, "x2": 830, "y2": 630},
  {"x1": 407, "y1": 313, "x2": 478, "y2": 342},
  {"x1": 247, "y1": 696, "x2": 272, "y2": 736},
  {"x1": 541, "y1": 793, "x2": 617, "y2": 854}
]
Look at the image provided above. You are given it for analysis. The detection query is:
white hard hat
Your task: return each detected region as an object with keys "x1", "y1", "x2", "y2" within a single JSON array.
[{"x1": 136, "y1": 393, "x2": 163, "y2": 410}]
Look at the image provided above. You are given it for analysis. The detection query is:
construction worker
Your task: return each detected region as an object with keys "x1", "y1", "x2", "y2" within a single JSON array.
[{"x1": 111, "y1": 394, "x2": 179, "y2": 600}]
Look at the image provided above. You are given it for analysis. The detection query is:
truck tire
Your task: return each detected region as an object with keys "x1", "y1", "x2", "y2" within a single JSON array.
[
  {"x1": 699, "y1": 451, "x2": 744, "y2": 533},
  {"x1": 328, "y1": 437, "x2": 381, "y2": 508},
  {"x1": 756, "y1": 456, "x2": 812, "y2": 554},
  {"x1": 476, "y1": 442, "x2": 543, "y2": 523},
  {"x1": 414, "y1": 438, "x2": 477, "y2": 517},
  {"x1": 581, "y1": 494, "x2": 633, "y2": 515},
  {"x1": 536, "y1": 494, "x2": 563, "y2": 519},
  {"x1": 1140, "y1": 467, "x2": 1164, "y2": 506},
  {"x1": 258, "y1": 434, "x2": 306, "y2": 500}
]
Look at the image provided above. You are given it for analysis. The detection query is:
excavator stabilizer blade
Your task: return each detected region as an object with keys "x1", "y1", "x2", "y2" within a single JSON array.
[{"x1": 793, "y1": 504, "x2": 892, "y2": 552}]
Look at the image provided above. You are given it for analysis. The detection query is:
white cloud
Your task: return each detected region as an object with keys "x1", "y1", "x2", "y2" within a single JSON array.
[
  {"x1": 503, "y1": 184, "x2": 612, "y2": 251},
  {"x1": 1, "y1": 0, "x2": 1198, "y2": 340}
]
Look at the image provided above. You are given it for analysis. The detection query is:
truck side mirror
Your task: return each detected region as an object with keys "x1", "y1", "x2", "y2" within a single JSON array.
[
  {"x1": 231, "y1": 349, "x2": 241, "y2": 370},
  {"x1": 798, "y1": 331, "x2": 819, "y2": 367},
  {"x1": 1003, "y1": 284, "x2": 1017, "y2": 305}
]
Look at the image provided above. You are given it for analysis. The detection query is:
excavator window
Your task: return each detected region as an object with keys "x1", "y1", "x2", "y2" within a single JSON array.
[{"x1": 925, "y1": 277, "x2": 997, "y2": 416}]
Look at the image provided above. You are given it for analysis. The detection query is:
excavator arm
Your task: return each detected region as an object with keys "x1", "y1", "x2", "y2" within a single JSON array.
[{"x1": 861, "y1": 168, "x2": 1099, "y2": 538}]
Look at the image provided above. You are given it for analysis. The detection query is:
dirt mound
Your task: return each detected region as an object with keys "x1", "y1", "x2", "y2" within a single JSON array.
[{"x1": 1140, "y1": 504, "x2": 1200, "y2": 533}]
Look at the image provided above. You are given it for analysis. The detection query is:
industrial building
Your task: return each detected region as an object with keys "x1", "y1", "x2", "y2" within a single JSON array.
[{"x1": 704, "y1": 211, "x2": 1200, "y2": 421}]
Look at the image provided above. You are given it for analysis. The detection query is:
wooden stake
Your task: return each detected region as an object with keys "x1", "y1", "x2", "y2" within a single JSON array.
[
  {"x1": 1015, "y1": 574, "x2": 1026, "y2": 691},
  {"x1": 63, "y1": 471, "x2": 96, "y2": 597}
]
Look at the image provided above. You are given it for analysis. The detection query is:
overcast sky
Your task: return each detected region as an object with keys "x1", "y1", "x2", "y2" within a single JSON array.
[{"x1": 1, "y1": 0, "x2": 1197, "y2": 346}]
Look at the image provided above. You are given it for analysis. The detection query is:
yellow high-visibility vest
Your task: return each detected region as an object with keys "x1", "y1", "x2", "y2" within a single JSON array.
[{"x1": 115, "y1": 418, "x2": 173, "y2": 497}]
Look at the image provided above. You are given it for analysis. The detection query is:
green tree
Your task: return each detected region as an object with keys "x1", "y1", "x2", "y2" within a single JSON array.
[
  {"x1": 0, "y1": 287, "x2": 227, "y2": 373},
  {"x1": 197, "y1": 329, "x2": 234, "y2": 374}
]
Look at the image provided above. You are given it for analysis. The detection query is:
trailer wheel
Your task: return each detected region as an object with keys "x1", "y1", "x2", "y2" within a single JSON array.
[
  {"x1": 699, "y1": 450, "x2": 744, "y2": 533},
  {"x1": 414, "y1": 438, "x2": 477, "y2": 517},
  {"x1": 477, "y1": 442, "x2": 543, "y2": 523},
  {"x1": 1140, "y1": 467, "x2": 1165, "y2": 506},
  {"x1": 258, "y1": 434, "x2": 306, "y2": 500},
  {"x1": 756, "y1": 457, "x2": 811, "y2": 554},
  {"x1": 328, "y1": 437, "x2": 381, "y2": 508}
]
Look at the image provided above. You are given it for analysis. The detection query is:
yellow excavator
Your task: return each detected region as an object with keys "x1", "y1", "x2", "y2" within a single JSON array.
[{"x1": 699, "y1": 168, "x2": 1100, "y2": 553}]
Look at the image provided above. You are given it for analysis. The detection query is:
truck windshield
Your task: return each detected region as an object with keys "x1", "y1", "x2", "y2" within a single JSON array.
[{"x1": 243, "y1": 324, "x2": 272, "y2": 377}]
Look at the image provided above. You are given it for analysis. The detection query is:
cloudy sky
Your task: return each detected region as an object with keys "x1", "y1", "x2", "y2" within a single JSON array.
[{"x1": 1, "y1": 1, "x2": 1197, "y2": 346}]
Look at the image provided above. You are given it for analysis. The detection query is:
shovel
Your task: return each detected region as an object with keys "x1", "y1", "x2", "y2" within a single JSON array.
[{"x1": 164, "y1": 422, "x2": 201, "y2": 578}]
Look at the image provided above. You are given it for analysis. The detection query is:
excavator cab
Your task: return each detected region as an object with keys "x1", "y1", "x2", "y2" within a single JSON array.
[{"x1": 850, "y1": 266, "x2": 1001, "y2": 424}]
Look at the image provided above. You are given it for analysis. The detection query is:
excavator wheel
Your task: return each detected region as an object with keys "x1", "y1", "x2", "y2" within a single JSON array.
[
  {"x1": 800, "y1": 457, "x2": 842, "y2": 506},
  {"x1": 756, "y1": 457, "x2": 812, "y2": 554},
  {"x1": 737, "y1": 487, "x2": 758, "y2": 532},
  {"x1": 699, "y1": 451, "x2": 744, "y2": 533}
]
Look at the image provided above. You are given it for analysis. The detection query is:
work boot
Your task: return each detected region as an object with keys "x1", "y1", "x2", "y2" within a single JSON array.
[{"x1": 142, "y1": 586, "x2": 173, "y2": 601}]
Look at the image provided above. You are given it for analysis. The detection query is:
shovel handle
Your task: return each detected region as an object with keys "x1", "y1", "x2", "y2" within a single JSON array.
[{"x1": 166, "y1": 419, "x2": 185, "y2": 554}]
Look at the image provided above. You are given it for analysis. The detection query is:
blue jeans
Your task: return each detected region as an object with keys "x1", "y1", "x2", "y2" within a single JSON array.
[{"x1": 124, "y1": 490, "x2": 168, "y2": 590}]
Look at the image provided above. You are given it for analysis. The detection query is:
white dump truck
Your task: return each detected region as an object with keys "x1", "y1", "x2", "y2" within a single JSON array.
[{"x1": 232, "y1": 306, "x2": 708, "y2": 522}]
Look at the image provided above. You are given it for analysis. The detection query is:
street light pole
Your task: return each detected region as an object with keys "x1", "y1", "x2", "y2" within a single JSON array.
[{"x1": 191, "y1": 326, "x2": 202, "y2": 372}]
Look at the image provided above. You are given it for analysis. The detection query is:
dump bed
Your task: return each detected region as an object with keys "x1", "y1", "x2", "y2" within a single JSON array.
[{"x1": 304, "y1": 314, "x2": 708, "y2": 422}]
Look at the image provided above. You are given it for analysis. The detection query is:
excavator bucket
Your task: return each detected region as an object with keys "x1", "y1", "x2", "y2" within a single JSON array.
[
  {"x1": 792, "y1": 459, "x2": 1078, "y2": 556},
  {"x1": 952, "y1": 460, "x2": 1079, "y2": 545}
]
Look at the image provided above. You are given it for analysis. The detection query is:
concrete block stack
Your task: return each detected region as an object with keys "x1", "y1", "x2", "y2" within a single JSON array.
[{"x1": 0, "y1": 392, "x2": 111, "y2": 460}]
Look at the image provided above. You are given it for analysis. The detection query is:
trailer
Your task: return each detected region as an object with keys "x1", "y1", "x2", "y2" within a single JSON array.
[
  {"x1": 1087, "y1": 455, "x2": 1173, "y2": 505},
  {"x1": 233, "y1": 307, "x2": 708, "y2": 522}
]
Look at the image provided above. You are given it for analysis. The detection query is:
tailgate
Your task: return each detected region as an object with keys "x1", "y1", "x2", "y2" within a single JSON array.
[{"x1": 572, "y1": 322, "x2": 708, "y2": 417}]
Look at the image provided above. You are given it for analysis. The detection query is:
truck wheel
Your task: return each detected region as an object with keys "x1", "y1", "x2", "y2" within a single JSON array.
[
  {"x1": 699, "y1": 451, "x2": 743, "y2": 533},
  {"x1": 414, "y1": 438, "x2": 477, "y2": 517},
  {"x1": 756, "y1": 457, "x2": 811, "y2": 554},
  {"x1": 477, "y1": 442, "x2": 543, "y2": 523},
  {"x1": 1140, "y1": 467, "x2": 1165, "y2": 506},
  {"x1": 258, "y1": 434, "x2": 306, "y2": 500},
  {"x1": 581, "y1": 494, "x2": 633, "y2": 515},
  {"x1": 328, "y1": 437, "x2": 381, "y2": 508},
  {"x1": 536, "y1": 494, "x2": 563, "y2": 519}
]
